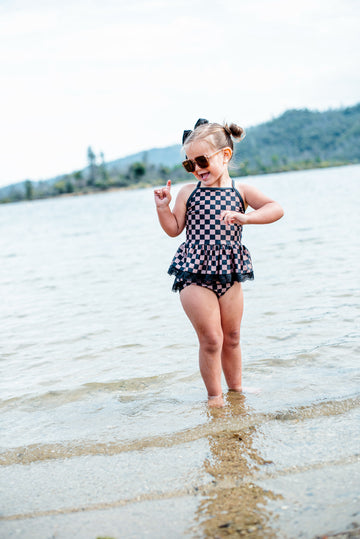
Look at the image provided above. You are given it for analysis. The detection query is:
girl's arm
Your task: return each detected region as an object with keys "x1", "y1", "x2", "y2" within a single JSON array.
[
  {"x1": 154, "y1": 180, "x2": 193, "y2": 237},
  {"x1": 221, "y1": 182, "x2": 284, "y2": 225}
]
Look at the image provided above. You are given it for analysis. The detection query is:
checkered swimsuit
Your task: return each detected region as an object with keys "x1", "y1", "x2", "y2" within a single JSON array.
[{"x1": 168, "y1": 180, "x2": 254, "y2": 293}]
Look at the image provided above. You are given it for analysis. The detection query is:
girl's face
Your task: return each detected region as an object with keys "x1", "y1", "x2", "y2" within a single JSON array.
[{"x1": 184, "y1": 138, "x2": 231, "y2": 187}]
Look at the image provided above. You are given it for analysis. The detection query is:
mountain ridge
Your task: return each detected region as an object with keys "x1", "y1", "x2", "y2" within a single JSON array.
[{"x1": 1, "y1": 103, "x2": 359, "y2": 202}]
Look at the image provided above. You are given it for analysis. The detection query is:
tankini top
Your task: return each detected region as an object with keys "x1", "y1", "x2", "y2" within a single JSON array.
[{"x1": 168, "y1": 180, "x2": 254, "y2": 291}]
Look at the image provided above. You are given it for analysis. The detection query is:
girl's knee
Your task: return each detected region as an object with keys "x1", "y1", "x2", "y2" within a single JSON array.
[
  {"x1": 223, "y1": 329, "x2": 240, "y2": 348},
  {"x1": 199, "y1": 332, "x2": 223, "y2": 354}
]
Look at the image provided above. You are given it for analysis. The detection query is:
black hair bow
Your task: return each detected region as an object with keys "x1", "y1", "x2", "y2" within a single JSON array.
[{"x1": 182, "y1": 118, "x2": 209, "y2": 144}]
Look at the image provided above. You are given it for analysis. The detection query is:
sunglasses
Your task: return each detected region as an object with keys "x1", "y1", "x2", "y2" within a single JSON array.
[{"x1": 182, "y1": 149, "x2": 223, "y2": 173}]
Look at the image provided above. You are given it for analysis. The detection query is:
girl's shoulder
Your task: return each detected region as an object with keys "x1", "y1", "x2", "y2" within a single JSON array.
[
  {"x1": 176, "y1": 182, "x2": 198, "y2": 201},
  {"x1": 234, "y1": 180, "x2": 278, "y2": 210},
  {"x1": 234, "y1": 181, "x2": 263, "y2": 210},
  {"x1": 233, "y1": 180, "x2": 248, "y2": 208},
  {"x1": 179, "y1": 181, "x2": 197, "y2": 193},
  {"x1": 171, "y1": 182, "x2": 197, "y2": 213},
  {"x1": 234, "y1": 180, "x2": 267, "y2": 197},
  {"x1": 233, "y1": 180, "x2": 247, "y2": 194}
]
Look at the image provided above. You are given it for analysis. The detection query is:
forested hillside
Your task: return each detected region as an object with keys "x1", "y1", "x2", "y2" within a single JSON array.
[
  {"x1": 105, "y1": 103, "x2": 360, "y2": 173},
  {"x1": 1, "y1": 103, "x2": 359, "y2": 203},
  {"x1": 232, "y1": 104, "x2": 360, "y2": 174}
]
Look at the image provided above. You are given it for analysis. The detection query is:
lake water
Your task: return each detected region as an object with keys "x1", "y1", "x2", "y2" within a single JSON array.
[{"x1": 0, "y1": 165, "x2": 359, "y2": 538}]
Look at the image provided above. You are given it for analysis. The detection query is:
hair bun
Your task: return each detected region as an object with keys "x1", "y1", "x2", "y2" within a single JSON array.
[{"x1": 224, "y1": 123, "x2": 246, "y2": 141}]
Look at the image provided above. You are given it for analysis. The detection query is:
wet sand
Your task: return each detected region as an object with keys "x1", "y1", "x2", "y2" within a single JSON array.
[{"x1": 1, "y1": 391, "x2": 359, "y2": 538}]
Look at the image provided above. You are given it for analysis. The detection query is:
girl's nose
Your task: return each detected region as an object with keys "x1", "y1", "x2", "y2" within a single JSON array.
[{"x1": 194, "y1": 163, "x2": 204, "y2": 173}]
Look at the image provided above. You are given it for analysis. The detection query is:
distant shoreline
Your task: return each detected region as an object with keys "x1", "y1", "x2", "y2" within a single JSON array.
[
  {"x1": 0, "y1": 161, "x2": 357, "y2": 205},
  {"x1": 2, "y1": 103, "x2": 359, "y2": 204}
]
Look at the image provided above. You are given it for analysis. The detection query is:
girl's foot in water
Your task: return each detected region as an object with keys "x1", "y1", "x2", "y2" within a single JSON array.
[
  {"x1": 208, "y1": 395, "x2": 225, "y2": 407},
  {"x1": 229, "y1": 386, "x2": 261, "y2": 394}
]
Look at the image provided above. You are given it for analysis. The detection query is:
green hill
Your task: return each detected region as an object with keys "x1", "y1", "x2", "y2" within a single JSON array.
[
  {"x1": 107, "y1": 145, "x2": 182, "y2": 171},
  {"x1": 106, "y1": 103, "x2": 360, "y2": 173},
  {"x1": 1, "y1": 103, "x2": 359, "y2": 203},
  {"x1": 234, "y1": 104, "x2": 360, "y2": 172}
]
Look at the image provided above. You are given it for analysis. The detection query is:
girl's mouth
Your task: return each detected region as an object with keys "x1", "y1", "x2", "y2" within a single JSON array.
[{"x1": 199, "y1": 172, "x2": 210, "y2": 181}]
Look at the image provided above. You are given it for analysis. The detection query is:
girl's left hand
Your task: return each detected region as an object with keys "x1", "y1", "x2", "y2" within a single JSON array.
[{"x1": 220, "y1": 210, "x2": 248, "y2": 225}]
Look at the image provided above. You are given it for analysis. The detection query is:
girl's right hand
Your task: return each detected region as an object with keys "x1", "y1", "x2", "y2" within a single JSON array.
[{"x1": 154, "y1": 180, "x2": 172, "y2": 208}]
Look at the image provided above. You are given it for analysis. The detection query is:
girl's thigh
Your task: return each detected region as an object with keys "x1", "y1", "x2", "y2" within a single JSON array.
[
  {"x1": 179, "y1": 284, "x2": 222, "y2": 338},
  {"x1": 219, "y1": 282, "x2": 244, "y2": 334}
]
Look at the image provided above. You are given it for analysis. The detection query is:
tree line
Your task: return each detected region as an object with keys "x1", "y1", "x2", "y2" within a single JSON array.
[
  {"x1": 0, "y1": 148, "x2": 187, "y2": 204},
  {"x1": 1, "y1": 149, "x2": 352, "y2": 205},
  {"x1": 1, "y1": 103, "x2": 359, "y2": 204}
]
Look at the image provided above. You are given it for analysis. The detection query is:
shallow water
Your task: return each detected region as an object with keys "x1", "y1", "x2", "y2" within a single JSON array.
[{"x1": 0, "y1": 165, "x2": 359, "y2": 538}]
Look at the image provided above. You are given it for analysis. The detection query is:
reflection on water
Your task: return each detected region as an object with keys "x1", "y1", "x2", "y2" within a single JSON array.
[{"x1": 193, "y1": 392, "x2": 279, "y2": 538}]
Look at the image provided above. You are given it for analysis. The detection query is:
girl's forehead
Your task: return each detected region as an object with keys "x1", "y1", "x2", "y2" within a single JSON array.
[{"x1": 185, "y1": 138, "x2": 214, "y2": 157}]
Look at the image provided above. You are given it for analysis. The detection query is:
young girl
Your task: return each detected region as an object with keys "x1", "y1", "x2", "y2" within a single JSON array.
[{"x1": 154, "y1": 119, "x2": 284, "y2": 407}]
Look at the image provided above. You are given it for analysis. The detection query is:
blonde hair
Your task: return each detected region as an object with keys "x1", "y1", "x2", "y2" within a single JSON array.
[{"x1": 183, "y1": 122, "x2": 245, "y2": 159}]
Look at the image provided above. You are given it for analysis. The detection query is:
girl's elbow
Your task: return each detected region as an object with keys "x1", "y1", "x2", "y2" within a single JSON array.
[
  {"x1": 266, "y1": 202, "x2": 284, "y2": 223},
  {"x1": 165, "y1": 226, "x2": 183, "y2": 238},
  {"x1": 271, "y1": 201, "x2": 284, "y2": 221}
]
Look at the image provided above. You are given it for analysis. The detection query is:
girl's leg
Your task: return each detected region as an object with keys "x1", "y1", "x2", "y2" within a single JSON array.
[
  {"x1": 218, "y1": 282, "x2": 244, "y2": 391},
  {"x1": 180, "y1": 285, "x2": 223, "y2": 399}
]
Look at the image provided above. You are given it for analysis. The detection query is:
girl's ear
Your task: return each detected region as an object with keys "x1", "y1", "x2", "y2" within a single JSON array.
[{"x1": 223, "y1": 147, "x2": 232, "y2": 162}]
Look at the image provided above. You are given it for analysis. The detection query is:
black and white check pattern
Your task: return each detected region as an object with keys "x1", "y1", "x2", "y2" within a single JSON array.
[
  {"x1": 186, "y1": 189, "x2": 243, "y2": 244},
  {"x1": 168, "y1": 182, "x2": 254, "y2": 289}
]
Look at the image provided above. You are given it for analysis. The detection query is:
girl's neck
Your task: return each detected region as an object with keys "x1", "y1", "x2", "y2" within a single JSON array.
[{"x1": 200, "y1": 170, "x2": 232, "y2": 188}]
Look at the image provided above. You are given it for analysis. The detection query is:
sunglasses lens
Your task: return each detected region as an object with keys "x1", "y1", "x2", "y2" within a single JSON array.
[
  {"x1": 195, "y1": 156, "x2": 209, "y2": 169},
  {"x1": 182, "y1": 154, "x2": 211, "y2": 172},
  {"x1": 182, "y1": 160, "x2": 195, "y2": 172}
]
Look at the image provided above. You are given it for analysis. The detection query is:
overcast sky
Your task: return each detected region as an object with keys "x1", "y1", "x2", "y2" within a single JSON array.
[{"x1": 0, "y1": 0, "x2": 359, "y2": 187}]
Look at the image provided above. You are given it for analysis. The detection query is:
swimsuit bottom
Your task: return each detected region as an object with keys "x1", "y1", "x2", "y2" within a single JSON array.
[{"x1": 175, "y1": 277, "x2": 234, "y2": 298}]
